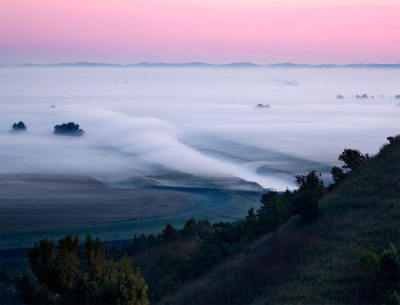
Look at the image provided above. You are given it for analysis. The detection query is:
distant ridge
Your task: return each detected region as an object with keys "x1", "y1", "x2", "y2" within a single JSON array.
[
  {"x1": 19, "y1": 62, "x2": 260, "y2": 68},
  {"x1": 267, "y1": 62, "x2": 400, "y2": 68},
  {"x1": 128, "y1": 62, "x2": 214, "y2": 67},
  {"x1": 7, "y1": 62, "x2": 400, "y2": 68},
  {"x1": 22, "y1": 62, "x2": 121, "y2": 67}
]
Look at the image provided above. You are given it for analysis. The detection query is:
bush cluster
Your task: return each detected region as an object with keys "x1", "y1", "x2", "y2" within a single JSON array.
[
  {"x1": 16, "y1": 236, "x2": 149, "y2": 305},
  {"x1": 360, "y1": 243, "x2": 400, "y2": 304}
]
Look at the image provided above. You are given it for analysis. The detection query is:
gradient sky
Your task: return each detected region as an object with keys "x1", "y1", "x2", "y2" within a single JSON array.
[{"x1": 0, "y1": 0, "x2": 399, "y2": 64}]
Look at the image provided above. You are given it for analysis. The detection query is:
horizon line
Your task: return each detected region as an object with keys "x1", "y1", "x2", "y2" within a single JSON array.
[{"x1": 2, "y1": 61, "x2": 400, "y2": 68}]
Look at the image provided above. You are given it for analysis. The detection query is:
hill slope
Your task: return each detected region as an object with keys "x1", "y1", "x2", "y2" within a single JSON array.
[{"x1": 163, "y1": 138, "x2": 400, "y2": 305}]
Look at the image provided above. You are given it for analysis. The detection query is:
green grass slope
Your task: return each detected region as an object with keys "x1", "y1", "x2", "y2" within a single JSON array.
[{"x1": 163, "y1": 139, "x2": 400, "y2": 305}]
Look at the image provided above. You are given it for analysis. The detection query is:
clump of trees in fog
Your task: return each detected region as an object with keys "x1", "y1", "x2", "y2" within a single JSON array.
[
  {"x1": 10, "y1": 121, "x2": 27, "y2": 132},
  {"x1": 7, "y1": 121, "x2": 86, "y2": 136},
  {"x1": 356, "y1": 94, "x2": 369, "y2": 99},
  {"x1": 53, "y1": 122, "x2": 84, "y2": 136},
  {"x1": 255, "y1": 104, "x2": 270, "y2": 109}
]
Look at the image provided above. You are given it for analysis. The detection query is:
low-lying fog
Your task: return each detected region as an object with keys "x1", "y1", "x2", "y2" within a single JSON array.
[{"x1": 0, "y1": 67, "x2": 399, "y2": 190}]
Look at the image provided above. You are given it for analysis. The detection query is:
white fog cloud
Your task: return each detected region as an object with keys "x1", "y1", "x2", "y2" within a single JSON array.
[{"x1": 0, "y1": 67, "x2": 399, "y2": 190}]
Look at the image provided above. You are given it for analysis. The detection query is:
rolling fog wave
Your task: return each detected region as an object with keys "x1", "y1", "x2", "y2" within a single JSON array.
[{"x1": 0, "y1": 67, "x2": 399, "y2": 190}]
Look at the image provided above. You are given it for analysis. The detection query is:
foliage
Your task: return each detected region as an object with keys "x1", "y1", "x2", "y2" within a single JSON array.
[
  {"x1": 12, "y1": 134, "x2": 400, "y2": 305},
  {"x1": 361, "y1": 243, "x2": 400, "y2": 303},
  {"x1": 163, "y1": 134, "x2": 400, "y2": 305},
  {"x1": 53, "y1": 122, "x2": 84, "y2": 136},
  {"x1": 291, "y1": 170, "x2": 324, "y2": 220},
  {"x1": 387, "y1": 136, "x2": 400, "y2": 145},
  {"x1": 108, "y1": 173, "x2": 323, "y2": 302},
  {"x1": 331, "y1": 166, "x2": 344, "y2": 184},
  {"x1": 0, "y1": 272, "x2": 20, "y2": 304},
  {"x1": 339, "y1": 148, "x2": 367, "y2": 171},
  {"x1": 16, "y1": 236, "x2": 149, "y2": 305},
  {"x1": 11, "y1": 121, "x2": 27, "y2": 132}
]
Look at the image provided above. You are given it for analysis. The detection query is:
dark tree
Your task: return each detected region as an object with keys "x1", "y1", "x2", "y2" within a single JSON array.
[
  {"x1": 260, "y1": 191, "x2": 279, "y2": 211},
  {"x1": 331, "y1": 166, "x2": 345, "y2": 184},
  {"x1": 257, "y1": 190, "x2": 293, "y2": 231},
  {"x1": 162, "y1": 224, "x2": 179, "y2": 241},
  {"x1": 339, "y1": 149, "x2": 366, "y2": 171},
  {"x1": 53, "y1": 122, "x2": 84, "y2": 136},
  {"x1": 182, "y1": 218, "x2": 197, "y2": 236},
  {"x1": 246, "y1": 207, "x2": 256, "y2": 219},
  {"x1": 291, "y1": 171, "x2": 324, "y2": 220},
  {"x1": 16, "y1": 235, "x2": 149, "y2": 305},
  {"x1": 387, "y1": 136, "x2": 400, "y2": 145},
  {"x1": 11, "y1": 121, "x2": 27, "y2": 132}
]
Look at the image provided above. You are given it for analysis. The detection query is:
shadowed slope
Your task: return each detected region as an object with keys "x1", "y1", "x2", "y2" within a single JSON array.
[{"x1": 162, "y1": 139, "x2": 400, "y2": 305}]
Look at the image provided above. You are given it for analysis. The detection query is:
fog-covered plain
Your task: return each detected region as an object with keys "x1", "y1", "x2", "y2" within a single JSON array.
[{"x1": 0, "y1": 67, "x2": 399, "y2": 190}]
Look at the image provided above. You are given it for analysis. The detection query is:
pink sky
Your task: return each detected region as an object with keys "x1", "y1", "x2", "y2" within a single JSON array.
[{"x1": 0, "y1": 0, "x2": 399, "y2": 64}]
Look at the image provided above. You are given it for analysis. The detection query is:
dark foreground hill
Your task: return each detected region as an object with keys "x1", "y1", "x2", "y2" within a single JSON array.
[
  {"x1": 160, "y1": 137, "x2": 400, "y2": 305},
  {"x1": 2, "y1": 136, "x2": 399, "y2": 305}
]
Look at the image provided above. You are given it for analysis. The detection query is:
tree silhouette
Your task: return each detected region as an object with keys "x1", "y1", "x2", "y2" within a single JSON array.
[
  {"x1": 11, "y1": 121, "x2": 27, "y2": 132},
  {"x1": 291, "y1": 171, "x2": 324, "y2": 220},
  {"x1": 331, "y1": 166, "x2": 344, "y2": 184},
  {"x1": 16, "y1": 235, "x2": 149, "y2": 305},
  {"x1": 339, "y1": 149, "x2": 366, "y2": 171},
  {"x1": 53, "y1": 122, "x2": 84, "y2": 136}
]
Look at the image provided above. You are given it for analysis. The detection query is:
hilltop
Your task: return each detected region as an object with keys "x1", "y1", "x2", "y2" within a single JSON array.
[{"x1": 158, "y1": 136, "x2": 400, "y2": 304}]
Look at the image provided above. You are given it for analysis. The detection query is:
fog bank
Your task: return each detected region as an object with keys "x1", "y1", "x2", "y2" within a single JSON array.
[{"x1": 0, "y1": 67, "x2": 399, "y2": 190}]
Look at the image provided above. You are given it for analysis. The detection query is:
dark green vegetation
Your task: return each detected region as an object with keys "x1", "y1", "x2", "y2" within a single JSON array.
[
  {"x1": 158, "y1": 136, "x2": 399, "y2": 305},
  {"x1": 15, "y1": 236, "x2": 148, "y2": 305},
  {"x1": 53, "y1": 122, "x2": 84, "y2": 136},
  {"x1": 2, "y1": 135, "x2": 399, "y2": 305},
  {"x1": 360, "y1": 243, "x2": 400, "y2": 304},
  {"x1": 11, "y1": 121, "x2": 27, "y2": 132}
]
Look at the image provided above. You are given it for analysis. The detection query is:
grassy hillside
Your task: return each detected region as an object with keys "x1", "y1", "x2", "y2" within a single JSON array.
[
  {"x1": 162, "y1": 137, "x2": 400, "y2": 305},
  {"x1": 4, "y1": 137, "x2": 399, "y2": 305}
]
